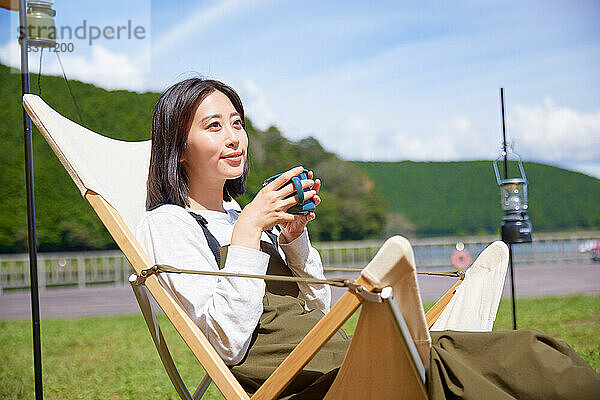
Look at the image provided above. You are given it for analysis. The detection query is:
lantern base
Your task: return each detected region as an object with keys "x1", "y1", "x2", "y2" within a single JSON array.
[
  {"x1": 501, "y1": 214, "x2": 532, "y2": 244},
  {"x1": 27, "y1": 38, "x2": 56, "y2": 48}
]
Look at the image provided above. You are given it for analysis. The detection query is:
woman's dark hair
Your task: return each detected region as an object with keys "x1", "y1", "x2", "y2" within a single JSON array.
[{"x1": 146, "y1": 78, "x2": 248, "y2": 210}]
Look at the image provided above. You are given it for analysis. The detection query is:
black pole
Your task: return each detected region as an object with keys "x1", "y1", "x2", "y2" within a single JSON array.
[
  {"x1": 508, "y1": 244, "x2": 517, "y2": 330},
  {"x1": 500, "y1": 88, "x2": 508, "y2": 178},
  {"x1": 500, "y1": 87, "x2": 517, "y2": 330},
  {"x1": 18, "y1": 0, "x2": 44, "y2": 398}
]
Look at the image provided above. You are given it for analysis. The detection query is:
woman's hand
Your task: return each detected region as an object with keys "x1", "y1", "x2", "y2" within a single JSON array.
[
  {"x1": 279, "y1": 170, "x2": 321, "y2": 244},
  {"x1": 232, "y1": 166, "x2": 317, "y2": 250}
]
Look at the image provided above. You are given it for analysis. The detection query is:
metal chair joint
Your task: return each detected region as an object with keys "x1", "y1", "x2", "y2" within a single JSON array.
[
  {"x1": 344, "y1": 280, "x2": 382, "y2": 303},
  {"x1": 135, "y1": 265, "x2": 160, "y2": 286}
]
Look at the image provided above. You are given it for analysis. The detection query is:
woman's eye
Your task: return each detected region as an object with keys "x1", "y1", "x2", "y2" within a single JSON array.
[
  {"x1": 208, "y1": 121, "x2": 221, "y2": 129},
  {"x1": 233, "y1": 119, "x2": 243, "y2": 127}
]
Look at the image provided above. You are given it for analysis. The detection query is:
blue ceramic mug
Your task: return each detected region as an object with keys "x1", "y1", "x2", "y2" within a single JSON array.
[{"x1": 262, "y1": 169, "x2": 316, "y2": 215}]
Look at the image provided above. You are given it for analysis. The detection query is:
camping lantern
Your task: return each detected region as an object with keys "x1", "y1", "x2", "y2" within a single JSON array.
[
  {"x1": 26, "y1": 0, "x2": 56, "y2": 47},
  {"x1": 493, "y1": 152, "x2": 532, "y2": 244}
]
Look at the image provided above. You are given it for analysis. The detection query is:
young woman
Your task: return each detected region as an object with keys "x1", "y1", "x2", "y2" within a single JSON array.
[
  {"x1": 136, "y1": 78, "x2": 349, "y2": 398},
  {"x1": 136, "y1": 78, "x2": 599, "y2": 399}
]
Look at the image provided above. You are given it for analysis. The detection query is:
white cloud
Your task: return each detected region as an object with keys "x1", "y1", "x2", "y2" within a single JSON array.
[
  {"x1": 45, "y1": 46, "x2": 146, "y2": 91},
  {"x1": 315, "y1": 100, "x2": 600, "y2": 179},
  {"x1": 0, "y1": 40, "x2": 146, "y2": 91},
  {"x1": 324, "y1": 114, "x2": 495, "y2": 162},
  {"x1": 432, "y1": 117, "x2": 494, "y2": 159},
  {"x1": 511, "y1": 98, "x2": 600, "y2": 163},
  {"x1": 240, "y1": 79, "x2": 277, "y2": 130},
  {"x1": 324, "y1": 115, "x2": 388, "y2": 160},
  {"x1": 0, "y1": 39, "x2": 22, "y2": 69},
  {"x1": 559, "y1": 161, "x2": 600, "y2": 179}
]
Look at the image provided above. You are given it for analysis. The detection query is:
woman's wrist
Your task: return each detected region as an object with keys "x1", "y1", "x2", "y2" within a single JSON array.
[
  {"x1": 279, "y1": 229, "x2": 310, "y2": 267},
  {"x1": 279, "y1": 229, "x2": 301, "y2": 244},
  {"x1": 231, "y1": 214, "x2": 262, "y2": 250}
]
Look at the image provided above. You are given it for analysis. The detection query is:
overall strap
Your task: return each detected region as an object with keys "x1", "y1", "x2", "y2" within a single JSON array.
[
  {"x1": 264, "y1": 229, "x2": 279, "y2": 250},
  {"x1": 190, "y1": 210, "x2": 281, "y2": 267},
  {"x1": 189, "y1": 212, "x2": 222, "y2": 266}
]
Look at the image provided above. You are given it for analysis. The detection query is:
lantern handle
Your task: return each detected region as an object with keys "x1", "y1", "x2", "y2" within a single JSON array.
[{"x1": 493, "y1": 151, "x2": 528, "y2": 185}]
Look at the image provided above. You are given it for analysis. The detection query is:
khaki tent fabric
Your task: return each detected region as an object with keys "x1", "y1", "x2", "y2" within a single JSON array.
[{"x1": 429, "y1": 330, "x2": 600, "y2": 400}]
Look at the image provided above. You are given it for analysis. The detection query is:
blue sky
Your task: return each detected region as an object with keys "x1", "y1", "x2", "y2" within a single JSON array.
[{"x1": 2, "y1": 0, "x2": 599, "y2": 177}]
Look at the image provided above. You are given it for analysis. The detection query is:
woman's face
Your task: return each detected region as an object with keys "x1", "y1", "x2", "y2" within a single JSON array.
[{"x1": 181, "y1": 90, "x2": 248, "y2": 186}]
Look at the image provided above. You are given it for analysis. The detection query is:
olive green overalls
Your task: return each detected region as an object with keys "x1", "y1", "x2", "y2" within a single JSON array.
[
  {"x1": 190, "y1": 213, "x2": 600, "y2": 400},
  {"x1": 191, "y1": 213, "x2": 350, "y2": 399}
]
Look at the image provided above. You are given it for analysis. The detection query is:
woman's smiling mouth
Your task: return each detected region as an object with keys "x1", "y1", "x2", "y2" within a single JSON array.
[{"x1": 221, "y1": 151, "x2": 243, "y2": 162}]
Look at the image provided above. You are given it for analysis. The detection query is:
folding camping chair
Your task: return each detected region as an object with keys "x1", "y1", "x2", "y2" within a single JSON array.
[{"x1": 23, "y1": 93, "x2": 508, "y2": 399}]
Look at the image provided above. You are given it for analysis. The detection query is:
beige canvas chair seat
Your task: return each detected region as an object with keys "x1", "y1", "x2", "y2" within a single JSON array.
[{"x1": 23, "y1": 94, "x2": 508, "y2": 399}]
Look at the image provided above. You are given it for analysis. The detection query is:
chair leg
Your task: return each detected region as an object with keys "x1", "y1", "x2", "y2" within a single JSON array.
[
  {"x1": 129, "y1": 274, "x2": 194, "y2": 400},
  {"x1": 192, "y1": 374, "x2": 213, "y2": 400}
]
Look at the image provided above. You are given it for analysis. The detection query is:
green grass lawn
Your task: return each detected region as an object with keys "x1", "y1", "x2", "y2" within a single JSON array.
[{"x1": 1, "y1": 295, "x2": 598, "y2": 399}]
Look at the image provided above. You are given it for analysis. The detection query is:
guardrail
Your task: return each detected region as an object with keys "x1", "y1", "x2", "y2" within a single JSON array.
[
  {"x1": 1, "y1": 231, "x2": 598, "y2": 294},
  {"x1": 0, "y1": 250, "x2": 132, "y2": 294},
  {"x1": 319, "y1": 231, "x2": 600, "y2": 271}
]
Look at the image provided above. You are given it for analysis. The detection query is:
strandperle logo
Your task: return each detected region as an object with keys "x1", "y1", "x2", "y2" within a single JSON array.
[{"x1": 21, "y1": 19, "x2": 147, "y2": 46}]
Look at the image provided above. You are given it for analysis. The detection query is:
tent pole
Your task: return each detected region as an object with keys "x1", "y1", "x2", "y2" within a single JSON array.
[
  {"x1": 500, "y1": 88, "x2": 517, "y2": 330},
  {"x1": 18, "y1": 0, "x2": 44, "y2": 398}
]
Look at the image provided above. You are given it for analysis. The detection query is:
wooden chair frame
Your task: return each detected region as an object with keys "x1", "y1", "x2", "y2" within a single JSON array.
[
  {"x1": 89, "y1": 190, "x2": 461, "y2": 399},
  {"x1": 24, "y1": 95, "x2": 463, "y2": 400}
]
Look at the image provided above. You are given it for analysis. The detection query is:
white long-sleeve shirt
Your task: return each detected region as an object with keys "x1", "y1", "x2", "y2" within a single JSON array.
[{"x1": 135, "y1": 204, "x2": 330, "y2": 365}]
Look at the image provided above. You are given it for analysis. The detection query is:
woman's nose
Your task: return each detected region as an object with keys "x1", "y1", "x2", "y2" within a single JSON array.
[{"x1": 224, "y1": 125, "x2": 239, "y2": 147}]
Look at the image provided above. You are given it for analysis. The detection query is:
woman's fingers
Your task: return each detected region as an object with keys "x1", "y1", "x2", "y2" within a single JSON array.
[
  {"x1": 299, "y1": 212, "x2": 315, "y2": 222},
  {"x1": 279, "y1": 212, "x2": 296, "y2": 223},
  {"x1": 265, "y1": 166, "x2": 304, "y2": 191},
  {"x1": 313, "y1": 194, "x2": 321, "y2": 206},
  {"x1": 282, "y1": 190, "x2": 316, "y2": 207},
  {"x1": 279, "y1": 178, "x2": 314, "y2": 199},
  {"x1": 313, "y1": 178, "x2": 321, "y2": 194},
  {"x1": 258, "y1": 167, "x2": 321, "y2": 228},
  {"x1": 291, "y1": 212, "x2": 316, "y2": 227},
  {"x1": 265, "y1": 167, "x2": 319, "y2": 200},
  {"x1": 281, "y1": 194, "x2": 302, "y2": 208}
]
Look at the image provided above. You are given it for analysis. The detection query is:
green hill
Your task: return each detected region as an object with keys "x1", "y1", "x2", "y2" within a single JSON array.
[
  {"x1": 0, "y1": 63, "x2": 385, "y2": 252},
  {"x1": 355, "y1": 161, "x2": 600, "y2": 237}
]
